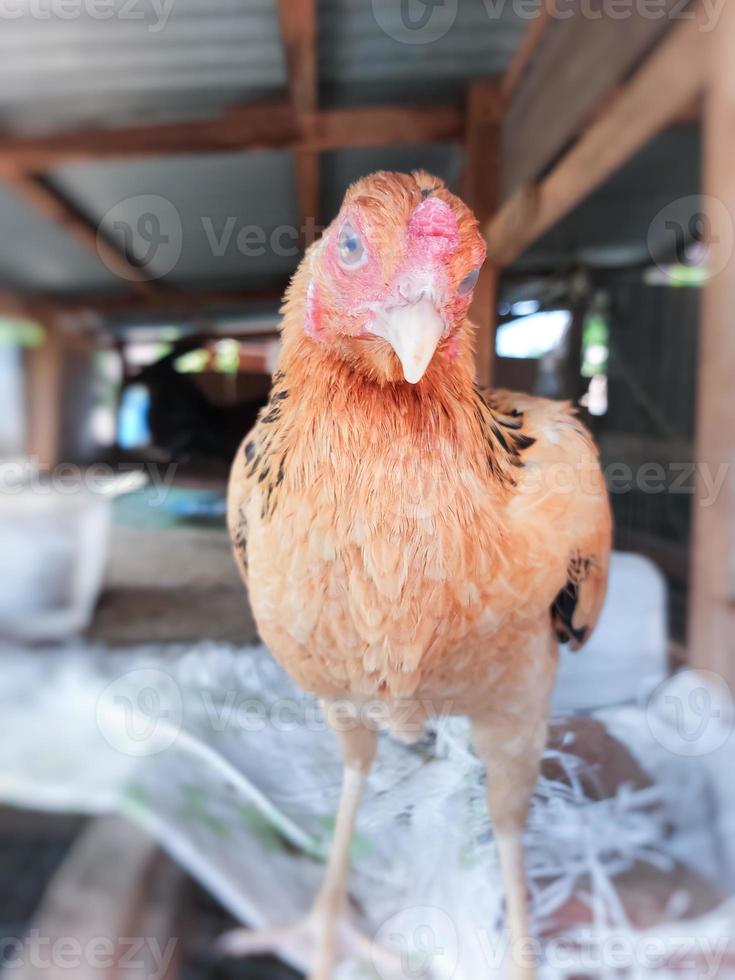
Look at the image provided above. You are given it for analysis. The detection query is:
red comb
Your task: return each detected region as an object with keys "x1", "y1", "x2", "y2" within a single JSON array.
[{"x1": 408, "y1": 197, "x2": 459, "y2": 249}]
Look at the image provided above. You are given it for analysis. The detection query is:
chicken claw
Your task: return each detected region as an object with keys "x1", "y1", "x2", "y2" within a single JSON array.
[{"x1": 216, "y1": 911, "x2": 404, "y2": 980}]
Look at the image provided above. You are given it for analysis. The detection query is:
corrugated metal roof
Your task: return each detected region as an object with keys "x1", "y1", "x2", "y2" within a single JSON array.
[
  {"x1": 2, "y1": 0, "x2": 518, "y2": 303},
  {"x1": 319, "y1": 0, "x2": 531, "y2": 106},
  {"x1": 0, "y1": 1, "x2": 701, "y2": 311},
  {"x1": 0, "y1": 0, "x2": 531, "y2": 134},
  {"x1": 0, "y1": 0, "x2": 287, "y2": 134},
  {"x1": 0, "y1": 184, "x2": 124, "y2": 295},
  {"x1": 52, "y1": 151, "x2": 300, "y2": 289}
]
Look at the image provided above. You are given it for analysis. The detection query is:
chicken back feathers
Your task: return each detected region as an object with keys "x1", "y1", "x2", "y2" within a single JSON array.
[{"x1": 227, "y1": 172, "x2": 612, "y2": 721}]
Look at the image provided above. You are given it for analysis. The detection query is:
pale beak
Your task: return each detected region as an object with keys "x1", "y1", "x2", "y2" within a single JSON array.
[{"x1": 370, "y1": 298, "x2": 445, "y2": 384}]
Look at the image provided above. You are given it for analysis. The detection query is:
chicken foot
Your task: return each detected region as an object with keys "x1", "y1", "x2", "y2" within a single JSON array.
[{"x1": 217, "y1": 721, "x2": 401, "y2": 980}]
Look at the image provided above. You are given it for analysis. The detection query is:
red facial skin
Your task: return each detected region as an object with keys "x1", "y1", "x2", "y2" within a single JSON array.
[{"x1": 300, "y1": 171, "x2": 487, "y2": 380}]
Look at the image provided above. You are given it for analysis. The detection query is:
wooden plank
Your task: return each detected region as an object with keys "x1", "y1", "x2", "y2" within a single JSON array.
[
  {"x1": 278, "y1": 0, "x2": 320, "y2": 247},
  {"x1": 0, "y1": 102, "x2": 298, "y2": 175},
  {"x1": 0, "y1": 104, "x2": 464, "y2": 173},
  {"x1": 24, "y1": 322, "x2": 62, "y2": 470},
  {"x1": 13, "y1": 816, "x2": 183, "y2": 980},
  {"x1": 463, "y1": 81, "x2": 502, "y2": 388},
  {"x1": 5, "y1": 174, "x2": 156, "y2": 297},
  {"x1": 278, "y1": 0, "x2": 317, "y2": 117},
  {"x1": 485, "y1": 13, "x2": 708, "y2": 267},
  {"x1": 0, "y1": 290, "x2": 30, "y2": 316},
  {"x1": 304, "y1": 105, "x2": 465, "y2": 152},
  {"x1": 688, "y1": 1, "x2": 735, "y2": 684},
  {"x1": 294, "y1": 148, "x2": 321, "y2": 247},
  {"x1": 484, "y1": 184, "x2": 539, "y2": 265},
  {"x1": 502, "y1": 0, "x2": 695, "y2": 197},
  {"x1": 46, "y1": 285, "x2": 285, "y2": 319}
]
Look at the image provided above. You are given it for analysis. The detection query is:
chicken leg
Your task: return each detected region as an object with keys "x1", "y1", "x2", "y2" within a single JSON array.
[
  {"x1": 470, "y1": 644, "x2": 557, "y2": 980},
  {"x1": 218, "y1": 718, "x2": 399, "y2": 980},
  {"x1": 309, "y1": 721, "x2": 377, "y2": 978}
]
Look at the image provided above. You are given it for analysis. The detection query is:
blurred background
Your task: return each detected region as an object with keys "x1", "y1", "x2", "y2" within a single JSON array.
[{"x1": 0, "y1": 1, "x2": 734, "y2": 978}]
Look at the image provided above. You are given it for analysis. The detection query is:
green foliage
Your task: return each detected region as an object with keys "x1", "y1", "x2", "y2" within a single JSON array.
[
  {"x1": 581, "y1": 312, "x2": 609, "y2": 378},
  {"x1": 0, "y1": 317, "x2": 44, "y2": 347}
]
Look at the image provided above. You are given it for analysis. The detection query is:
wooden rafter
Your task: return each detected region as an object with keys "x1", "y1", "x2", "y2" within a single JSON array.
[
  {"x1": 463, "y1": 80, "x2": 502, "y2": 388},
  {"x1": 0, "y1": 104, "x2": 464, "y2": 174},
  {"x1": 307, "y1": 105, "x2": 464, "y2": 152},
  {"x1": 31, "y1": 285, "x2": 286, "y2": 320},
  {"x1": 484, "y1": 13, "x2": 708, "y2": 267},
  {"x1": 5, "y1": 174, "x2": 157, "y2": 297},
  {"x1": 500, "y1": 0, "x2": 699, "y2": 197},
  {"x1": 279, "y1": 0, "x2": 318, "y2": 117},
  {"x1": 278, "y1": 0, "x2": 320, "y2": 247}
]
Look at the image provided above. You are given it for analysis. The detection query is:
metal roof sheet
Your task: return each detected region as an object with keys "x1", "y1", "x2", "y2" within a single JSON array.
[
  {"x1": 52, "y1": 150, "x2": 300, "y2": 290},
  {"x1": 0, "y1": 184, "x2": 124, "y2": 295}
]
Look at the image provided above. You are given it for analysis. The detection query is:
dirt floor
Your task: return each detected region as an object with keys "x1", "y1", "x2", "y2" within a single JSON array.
[{"x1": 86, "y1": 485, "x2": 259, "y2": 647}]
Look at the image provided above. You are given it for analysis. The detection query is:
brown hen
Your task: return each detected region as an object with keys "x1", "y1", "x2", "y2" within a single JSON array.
[{"x1": 225, "y1": 170, "x2": 612, "y2": 979}]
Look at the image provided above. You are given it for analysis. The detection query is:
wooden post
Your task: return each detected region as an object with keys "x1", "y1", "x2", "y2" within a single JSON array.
[
  {"x1": 688, "y1": 6, "x2": 735, "y2": 684},
  {"x1": 278, "y1": 0, "x2": 320, "y2": 248},
  {"x1": 24, "y1": 320, "x2": 63, "y2": 471},
  {"x1": 464, "y1": 80, "x2": 502, "y2": 389}
]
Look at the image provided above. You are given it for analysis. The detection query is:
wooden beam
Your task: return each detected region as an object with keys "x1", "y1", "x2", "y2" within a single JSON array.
[
  {"x1": 14, "y1": 817, "x2": 184, "y2": 980},
  {"x1": 463, "y1": 80, "x2": 502, "y2": 388},
  {"x1": 278, "y1": 0, "x2": 320, "y2": 247},
  {"x1": 501, "y1": 0, "x2": 697, "y2": 197},
  {"x1": 0, "y1": 102, "x2": 298, "y2": 175},
  {"x1": 308, "y1": 105, "x2": 464, "y2": 152},
  {"x1": 484, "y1": 184, "x2": 539, "y2": 267},
  {"x1": 0, "y1": 104, "x2": 465, "y2": 174},
  {"x1": 48, "y1": 285, "x2": 285, "y2": 319},
  {"x1": 484, "y1": 13, "x2": 707, "y2": 268},
  {"x1": 688, "y1": 3, "x2": 735, "y2": 685},
  {"x1": 294, "y1": 149, "x2": 321, "y2": 246},
  {"x1": 279, "y1": 0, "x2": 317, "y2": 117},
  {"x1": 0, "y1": 290, "x2": 31, "y2": 316},
  {"x1": 24, "y1": 321, "x2": 63, "y2": 470},
  {"x1": 5, "y1": 174, "x2": 157, "y2": 296}
]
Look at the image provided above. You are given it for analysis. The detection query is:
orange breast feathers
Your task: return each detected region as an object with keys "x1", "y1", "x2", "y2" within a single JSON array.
[{"x1": 227, "y1": 362, "x2": 611, "y2": 703}]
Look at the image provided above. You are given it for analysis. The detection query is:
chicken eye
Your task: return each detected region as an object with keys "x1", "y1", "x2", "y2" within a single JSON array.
[
  {"x1": 457, "y1": 266, "x2": 481, "y2": 296},
  {"x1": 337, "y1": 222, "x2": 366, "y2": 268}
]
